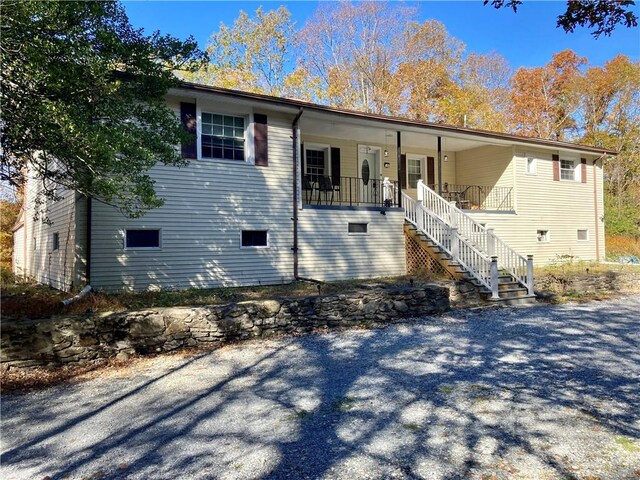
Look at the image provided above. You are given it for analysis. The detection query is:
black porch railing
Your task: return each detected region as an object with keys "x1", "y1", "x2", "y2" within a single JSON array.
[
  {"x1": 303, "y1": 175, "x2": 399, "y2": 208},
  {"x1": 428, "y1": 183, "x2": 514, "y2": 211}
]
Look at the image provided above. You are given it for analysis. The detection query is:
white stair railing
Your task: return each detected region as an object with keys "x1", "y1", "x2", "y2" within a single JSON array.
[
  {"x1": 403, "y1": 193, "x2": 499, "y2": 298},
  {"x1": 416, "y1": 181, "x2": 534, "y2": 295}
]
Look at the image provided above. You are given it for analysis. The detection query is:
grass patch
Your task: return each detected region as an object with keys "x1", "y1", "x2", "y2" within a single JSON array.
[
  {"x1": 615, "y1": 436, "x2": 639, "y2": 452},
  {"x1": 333, "y1": 396, "x2": 358, "y2": 412},
  {"x1": 287, "y1": 409, "x2": 311, "y2": 420},
  {"x1": 1, "y1": 275, "x2": 422, "y2": 321},
  {"x1": 438, "y1": 385, "x2": 455, "y2": 394},
  {"x1": 402, "y1": 422, "x2": 420, "y2": 431}
]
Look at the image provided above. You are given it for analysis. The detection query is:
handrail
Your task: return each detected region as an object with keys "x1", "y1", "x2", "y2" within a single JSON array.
[
  {"x1": 403, "y1": 193, "x2": 497, "y2": 295},
  {"x1": 415, "y1": 182, "x2": 533, "y2": 295}
]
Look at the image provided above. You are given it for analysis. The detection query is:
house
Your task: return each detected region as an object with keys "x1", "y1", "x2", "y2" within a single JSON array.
[{"x1": 13, "y1": 82, "x2": 614, "y2": 300}]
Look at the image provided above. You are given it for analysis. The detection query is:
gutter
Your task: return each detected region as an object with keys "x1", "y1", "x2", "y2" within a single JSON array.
[{"x1": 291, "y1": 108, "x2": 304, "y2": 280}]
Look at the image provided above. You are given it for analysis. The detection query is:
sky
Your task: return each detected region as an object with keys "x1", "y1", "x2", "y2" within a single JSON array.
[{"x1": 122, "y1": 0, "x2": 640, "y2": 69}]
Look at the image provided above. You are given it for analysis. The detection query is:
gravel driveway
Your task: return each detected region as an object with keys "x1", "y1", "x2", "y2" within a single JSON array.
[{"x1": 2, "y1": 296, "x2": 639, "y2": 480}]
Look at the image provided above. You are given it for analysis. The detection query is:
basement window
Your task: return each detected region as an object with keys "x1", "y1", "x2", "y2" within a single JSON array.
[
  {"x1": 241, "y1": 230, "x2": 268, "y2": 248},
  {"x1": 537, "y1": 230, "x2": 549, "y2": 243},
  {"x1": 125, "y1": 229, "x2": 161, "y2": 249},
  {"x1": 348, "y1": 222, "x2": 368, "y2": 235},
  {"x1": 52, "y1": 232, "x2": 59, "y2": 251},
  {"x1": 577, "y1": 229, "x2": 589, "y2": 241}
]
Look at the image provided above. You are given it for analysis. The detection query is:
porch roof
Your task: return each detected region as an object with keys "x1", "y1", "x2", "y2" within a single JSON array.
[{"x1": 173, "y1": 82, "x2": 617, "y2": 157}]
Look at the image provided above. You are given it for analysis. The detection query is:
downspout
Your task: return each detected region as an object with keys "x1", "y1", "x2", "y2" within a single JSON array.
[
  {"x1": 291, "y1": 108, "x2": 304, "y2": 280},
  {"x1": 86, "y1": 196, "x2": 92, "y2": 284}
]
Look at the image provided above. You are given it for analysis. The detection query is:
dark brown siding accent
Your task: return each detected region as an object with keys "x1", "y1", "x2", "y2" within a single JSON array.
[
  {"x1": 552, "y1": 154, "x2": 560, "y2": 181},
  {"x1": 331, "y1": 147, "x2": 341, "y2": 186},
  {"x1": 180, "y1": 102, "x2": 197, "y2": 159},
  {"x1": 581, "y1": 158, "x2": 587, "y2": 183},
  {"x1": 400, "y1": 154, "x2": 407, "y2": 189},
  {"x1": 254, "y1": 114, "x2": 268, "y2": 166},
  {"x1": 426, "y1": 156, "x2": 435, "y2": 187}
]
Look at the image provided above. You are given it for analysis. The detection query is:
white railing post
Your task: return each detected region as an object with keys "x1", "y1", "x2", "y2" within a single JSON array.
[
  {"x1": 451, "y1": 227, "x2": 459, "y2": 260},
  {"x1": 527, "y1": 254, "x2": 534, "y2": 296},
  {"x1": 417, "y1": 179, "x2": 424, "y2": 203},
  {"x1": 490, "y1": 256, "x2": 500, "y2": 299},
  {"x1": 487, "y1": 228, "x2": 495, "y2": 257}
]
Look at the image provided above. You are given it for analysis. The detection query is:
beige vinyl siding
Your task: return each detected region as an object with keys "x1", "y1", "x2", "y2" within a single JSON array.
[
  {"x1": 467, "y1": 148, "x2": 603, "y2": 264},
  {"x1": 22, "y1": 168, "x2": 79, "y2": 291},
  {"x1": 456, "y1": 145, "x2": 513, "y2": 189},
  {"x1": 12, "y1": 225, "x2": 25, "y2": 277},
  {"x1": 90, "y1": 98, "x2": 295, "y2": 292},
  {"x1": 298, "y1": 209, "x2": 406, "y2": 281}
]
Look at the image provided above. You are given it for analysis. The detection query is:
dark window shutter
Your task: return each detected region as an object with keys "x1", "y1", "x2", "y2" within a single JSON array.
[
  {"x1": 301, "y1": 142, "x2": 305, "y2": 174},
  {"x1": 581, "y1": 158, "x2": 587, "y2": 183},
  {"x1": 254, "y1": 114, "x2": 268, "y2": 166},
  {"x1": 552, "y1": 154, "x2": 560, "y2": 181},
  {"x1": 180, "y1": 102, "x2": 197, "y2": 159},
  {"x1": 426, "y1": 156, "x2": 435, "y2": 188},
  {"x1": 400, "y1": 154, "x2": 407, "y2": 189},
  {"x1": 331, "y1": 147, "x2": 341, "y2": 186}
]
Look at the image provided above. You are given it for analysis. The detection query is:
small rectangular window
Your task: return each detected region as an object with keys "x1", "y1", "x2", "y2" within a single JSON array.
[
  {"x1": 577, "y1": 229, "x2": 589, "y2": 241},
  {"x1": 348, "y1": 222, "x2": 368, "y2": 234},
  {"x1": 537, "y1": 230, "x2": 549, "y2": 243},
  {"x1": 125, "y1": 229, "x2": 161, "y2": 249},
  {"x1": 526, "y1": 157, "x2": 537, "y2": 175},
  {"x1": 241, "y1": 230, "x2": 268, "y2": 247},
  {"x1": 560, "y1": 159, "x2": 575, "y2": 181},
  {"x1": 52, "y1": 232, "x2": 60, "y2": 251}
]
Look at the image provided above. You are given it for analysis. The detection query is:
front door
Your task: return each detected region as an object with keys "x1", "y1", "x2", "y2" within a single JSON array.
[{"x1": 358, "y1": 146, "x2": 380, "y2": 205}]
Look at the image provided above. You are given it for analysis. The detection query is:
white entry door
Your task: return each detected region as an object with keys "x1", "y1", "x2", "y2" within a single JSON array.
[{"x1": 358, "y1": 147, "x2": 380, "y2": 205}]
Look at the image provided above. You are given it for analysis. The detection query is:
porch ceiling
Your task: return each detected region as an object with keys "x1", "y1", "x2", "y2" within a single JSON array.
[{"x1": 300, "y1": 114, "x2": 506, "y2": 153}]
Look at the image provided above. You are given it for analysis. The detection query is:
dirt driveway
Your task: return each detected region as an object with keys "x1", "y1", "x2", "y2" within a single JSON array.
[{"x1": 2, "y1": 296, "x2": 639, "y2": 479}]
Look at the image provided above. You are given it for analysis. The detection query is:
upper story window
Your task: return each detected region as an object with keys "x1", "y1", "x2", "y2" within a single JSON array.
[
  {"x1": 407, "y1": 156, "x2": 424, "y2": 188},
  {"x1": 201, "y1": 113, "x2": 245, "y2": 161},
  {"x1": 526, "y1": 156, "x2": 537, "y2": 175},
  {"x1": 560, "y1": 158, "x2": 576, "y2": 181}
]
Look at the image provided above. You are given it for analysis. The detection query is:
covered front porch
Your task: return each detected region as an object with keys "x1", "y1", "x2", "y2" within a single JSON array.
[{"x1": 298, "y1": 111, "x2": 516, "y2": 212}]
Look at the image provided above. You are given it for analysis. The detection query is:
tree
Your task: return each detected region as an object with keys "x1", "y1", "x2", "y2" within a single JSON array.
[
  {"x1": 484, "y1": 0, "x2": 638, "y2": 38},
  {"x1": 184, "y1": 6, "x2": 296, "y2": 96},
  {"x1": 509, "y1": 50, "x2": 586, "y2": 140},
  {"x1": 0, "y1": 1, "x2": 206, "y2": 217}
]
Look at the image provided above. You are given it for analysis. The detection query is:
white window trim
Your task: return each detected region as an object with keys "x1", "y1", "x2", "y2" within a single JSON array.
[
  {"x1": 525, "y1": 156, "x2": 537, "y2": 175},
  {"x1": 124, "y1": 228, "x2": 162, "y2": 251},
  {"x1": 303, "y1": 143, "x2": 331, "y2": 178},
  {"x1": 559, "y1": 155, "x2": 580, "y2": 182},
  {"x1": 240, "y1": 229, "x2": 270, "y2": 249},
  {"x1": 196, "y1": 102, "x2": 254, "y2": 164},
  {"x1": 347, "y1": 222, "x2": 369, "y2": 236},
  {"x1": 577, "y1": 229, "x2": 590, "y2": 241},
  {"x1": 537, "y1": 229, "x2": 550, "y2": 243},
  {"x1": 406, "y1": 154, "x2": 426, "y2": 188}
]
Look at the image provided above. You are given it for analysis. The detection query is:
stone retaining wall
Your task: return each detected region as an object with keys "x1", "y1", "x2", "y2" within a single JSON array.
[
  {"x1": 536, "y1": 271, "x2": 640, "y2": 296},
  {"x1": 1, "y1": 285, "x2": 449, "y2": 372}
]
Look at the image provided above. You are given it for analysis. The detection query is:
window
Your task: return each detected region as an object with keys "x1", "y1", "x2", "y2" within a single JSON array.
[
  {"x1": 537, "y1": 230, "x2": 549, "y2": 243},
  {"x1": 201, "y1": 113, "x2": 245, "y2": 161},
  {"x1": 407, "y1": 156, "x2": 423, "y2": 188},
  {"x1": 125, "y1": 229, "x2": 161, "y2": 249},
  {"x1": 577, "y1": 229, "x2": 589, "y2": 241},
  {"x1": 52, "y1": 232, "x2": 59, "y2": 251},
  {"x1": 560, "y1": 159, "x2": 576, "y2": 181},
  {"x1": 348, "y1": 222, "x2": 368, "y2": 234},
  {"x1": 241, "y1": 230, "x2": 268, "y2": 247},
  {"x1": 526, "y1": 156, "x2": 537, "y2": 175},
  {"x1": 305, "y1": 145, "x2": 330, "y2": 183}
]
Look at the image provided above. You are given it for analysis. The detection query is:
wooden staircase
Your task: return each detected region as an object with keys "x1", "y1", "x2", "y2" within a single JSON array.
[{"x1": 404, "y1": 222, "x2": 537, "y2": 306}]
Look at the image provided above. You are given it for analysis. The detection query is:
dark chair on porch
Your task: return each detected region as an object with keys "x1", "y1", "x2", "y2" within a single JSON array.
[
  {"x1": 302, "y1": 175, "x2": 315, "y2": 204},
  {"x1": 317, "y1": 175, "x2": 335, "y2": 205}
]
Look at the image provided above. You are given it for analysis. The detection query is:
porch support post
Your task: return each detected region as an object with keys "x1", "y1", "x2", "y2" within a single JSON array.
[
  {"x1": 527, "y1": 254, "x2": 535, "y2": 296},
  {"x1": 437, "y1": 136, "x2": 442, "y2": 196},
  {"x1": 490, "y1": 256, "x2": 500, "y2": 300},
  {"x1": 396, "y1": 131, "x2": 402, "y2": 208}
]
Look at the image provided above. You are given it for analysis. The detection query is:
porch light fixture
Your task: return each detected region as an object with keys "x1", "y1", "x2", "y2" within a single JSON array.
[
  {"x1": 384, "y1": 149, "x2": 389, "y2": 157},
  {"x1": 444, "y1": 155, "x2": 449, "y2": 162}
]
